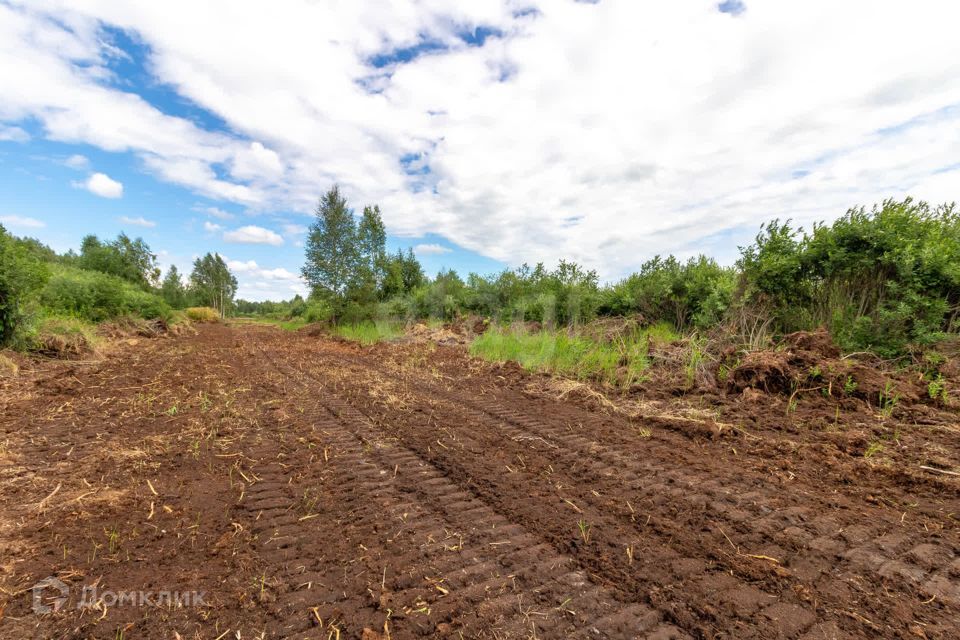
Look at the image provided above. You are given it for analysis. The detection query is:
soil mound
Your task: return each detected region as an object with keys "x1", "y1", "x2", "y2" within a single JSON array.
[{"x1": 726, "y1": 329, "x2": 923, "y2": 405}]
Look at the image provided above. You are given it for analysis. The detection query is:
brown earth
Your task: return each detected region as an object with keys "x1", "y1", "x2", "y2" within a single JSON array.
[{"x1": 0, "y1": 323, "x2": 958, "y2": 639}]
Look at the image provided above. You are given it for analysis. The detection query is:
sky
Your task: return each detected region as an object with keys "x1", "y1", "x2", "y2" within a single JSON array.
[{"x1": 1, "y1": 1, "x2": 959, "y2": 301}]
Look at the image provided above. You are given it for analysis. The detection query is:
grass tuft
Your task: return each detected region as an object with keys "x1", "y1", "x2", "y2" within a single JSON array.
[
  {"x1": 470, "y1": 323, "x2": 676, "y2": 388},
  {"x1": 333, "y1": 321, "x2": 404, "y2": 346}
]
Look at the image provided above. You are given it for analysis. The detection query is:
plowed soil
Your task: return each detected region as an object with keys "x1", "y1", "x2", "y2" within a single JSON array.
[{"x1": 1, "y1": 324, "x2": 958, "y2": 639}]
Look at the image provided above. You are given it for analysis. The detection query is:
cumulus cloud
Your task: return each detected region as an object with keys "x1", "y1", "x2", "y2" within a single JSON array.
[
  {"x1": 414, "y1": 243, "x2": 452, "y2": 255},
  {"x1": 225, "y1": 257, "x2": 307, "y2": 299},
  {"x1": 79, "y1": 172, "x2": 123, "y2": 198},
  {"x1": 64, "y1": 153, "x2": 89, "y2": 169},
  {"x1": 118, "y1": 215, "x2": 155, "y2": 227},
  {"x1": 3, "y1": 2, "x2": 960, "y2": 276},
  {"x1": 281, "y1": 223, "x2": 308, "y2": 235},
  {"x1": 203, "y1": 206, "x2": 234, "y2": 220},
  {"x1": 203, "y1": 220, "x2": 222, "y2": 232},
  {"x1": 223, "y1": 225, "x2": 284, "y2": 246},
  {"x1": 0, "y1": 125, "x2": 29, "y2": 142},
  {"x1": 0, "y1": 214, "x2": 45, "y2": 229}
]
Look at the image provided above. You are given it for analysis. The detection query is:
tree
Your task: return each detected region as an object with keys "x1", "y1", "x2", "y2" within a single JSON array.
[
  {"x1": 160, "y1": 266, "x2": 187, "y2": 309},
  {"x1": 78, "y1": 233, "x2": 160, "y2": 288},
  {"x1": 302, "y1": 186, "x2": 358, "y2": 307},
  {"x1": 354, "y1": 204, "x2": 387, "y2": 300},
  {"x1": 189, "y1": 253, "x2": 237, "y2": 317},
  {"x1": 380, "y1": 248, "x2": 426, "y2": 299}
]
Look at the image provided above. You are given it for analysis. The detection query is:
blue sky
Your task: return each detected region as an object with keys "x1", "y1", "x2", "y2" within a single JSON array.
[
  {"x1": 0, "y1": 121, "x2": 504, "y2": 300},
  {"x1": 1, "y1": 1, "x2": 958, "y2": 300}
]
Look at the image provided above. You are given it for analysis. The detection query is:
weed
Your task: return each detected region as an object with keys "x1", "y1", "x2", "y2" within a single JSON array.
[
  {"x1": 637, "y1": 427, "x2": 652, "y2": 438},
  {"x1": 843, "y1": 375, "x2": 858, "y2": 395},
  {"x1": 864, "y1": 441, "x2": 884, "y2": 458},
  {"x1": 928, "y1": 374, "x2": 948, "y2": 402},
  {"x1": 684, "y1": 336, "x2": 707, "y2": 388},
  {"x1": 105, "y1": 526, "x2": 120, "y2": 554},
  {"x1": 577, "y1": 519, "x2": 591, "y2": 543},
  {"x1": 879, "y1": 381, "x2": 900, "y2": 418}
]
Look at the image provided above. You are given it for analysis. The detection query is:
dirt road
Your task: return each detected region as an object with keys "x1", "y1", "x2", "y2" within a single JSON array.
[{"x1": 1, "y1": 324, "x2": 958, "y2": 639}]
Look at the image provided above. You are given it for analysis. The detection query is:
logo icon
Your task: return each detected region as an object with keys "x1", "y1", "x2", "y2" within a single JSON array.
[{"x1": 32, "y1": 577, "x2": 69, "y2": 614}]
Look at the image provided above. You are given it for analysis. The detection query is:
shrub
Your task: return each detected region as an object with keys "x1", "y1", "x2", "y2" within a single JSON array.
[
  {"x1": 185, "y1": 307, "x2": 220, "y2": 323},
  {"x1": 598, "y1": 255, "x2": 735, "y2": 330},
  {"x1": 38, "y1": 265, "x2": 170, "y2": 323},
  {"x1": 737, "y1": 198, "x2": 960, "y2": 356},
  {"x1": 303, "y1": 300, "x2": 334, "y2": 324},
  {"x1": 0, "y1": 226, "x2": 50, "y2": 346}
]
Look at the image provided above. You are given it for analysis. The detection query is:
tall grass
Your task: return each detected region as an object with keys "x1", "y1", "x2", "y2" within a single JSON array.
[
  {"x1": 470, "y1": 323, "x2": 677, "y2": 387},
  {"x1": 333, "y1": 321, "x2": 404, "y2": 345}
]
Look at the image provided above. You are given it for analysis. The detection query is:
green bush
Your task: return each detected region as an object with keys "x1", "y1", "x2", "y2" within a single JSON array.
[
  {"x1": 737, "y1": 198, "x2": 960, "y2": 356},
  {"x1": 303, "y1": 300, "x2": 334, "y2": 323},
  {"x1": 0, "y1": 225, "x2": 50, "y2": 346},
  {"x1": 599, "y1": 255, "x2": 735, "y2": 330},
  {"x1": 38, "y1": 265, "x2": 170, "y2": 323}
]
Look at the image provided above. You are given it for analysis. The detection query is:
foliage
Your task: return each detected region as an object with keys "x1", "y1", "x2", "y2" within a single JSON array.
[
  {"x1": 0, "y1": 225, "x2": 50, "y2": 346},
  {"x1": 78, "y1": 233, "x2": 160, "y2": 288},
  {"x1": 160, "y1": 265, "x2": 188, "y2": 308},
  {"x1": 38, "y1": 265, "x2": 170, "y2": 323},
  {"x1": 302, "y1": 185, "x2": 360, "y2": 304},
  {"x1": 599, "y1": 255, "x2": 735, "y2": 330},
  {"x1": 189, "y1": 253, "x2": 237, "y2": 317},
  {"x1": 738, "y1": 198, "x2": 960, "y2": 356}
]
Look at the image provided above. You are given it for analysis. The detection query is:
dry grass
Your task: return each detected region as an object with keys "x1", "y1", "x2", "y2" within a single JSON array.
[
  {"x1": 0, "y1": 353, "x2": 18, "y2": 378},
  {"x1": 32, "y1": 317, "x2": 100, "y2": 359},
  {"x1": 186, "y1": 306, "x2": 221, "y2": 323}
]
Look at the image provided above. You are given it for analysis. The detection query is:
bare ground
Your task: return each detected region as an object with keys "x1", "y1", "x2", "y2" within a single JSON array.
[{"x1": 0, "y1": 323, "x2": 958, "y2": 639}]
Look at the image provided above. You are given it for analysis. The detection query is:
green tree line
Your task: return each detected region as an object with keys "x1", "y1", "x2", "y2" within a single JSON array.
[
  {"x1": 293, "y1": 190, "x2": 959, "y2": 357},
  {"x1": 0, "y1": 224, "x2": 238, "y2": 347}
]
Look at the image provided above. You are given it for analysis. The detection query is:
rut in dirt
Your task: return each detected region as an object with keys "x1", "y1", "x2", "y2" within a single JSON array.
[{"x1": 0, "y1": 323, "x2": 957, "y2": 640}]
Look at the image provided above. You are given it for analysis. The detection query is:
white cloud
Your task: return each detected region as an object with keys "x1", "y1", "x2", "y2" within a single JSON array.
[
  {"x1": 281, "y1": 223, "x2": 307, "y2": 235},
  {"x1": 414, "y1": 242, "x2": 452, "y2": 255},
  {"x1": 231, "y1": 141, "x2": 283, "y2": 180},
  {"x1": 223, "y1": 224, "x2": 284, "y2": 246},
  {"x1": 118, "y1": 215, "x2": 155, "y2": 227},
  {"x1": 0, "y1": 125, "x2": 29, "y2": 142},
  {"x1": 3, "y1": 2, "x2": 960, "y2": 276},
  {"x1": 203, "y1": 206, "x2": 234, "y2": 220},
  {"x1": 224, "y1": 257, "x2": 307, "y2": 300},
  {"x1": 0, "y1": 214, "x2": 45, "y2": 229},
  {"x1": 79, "y1": 172, "x2": 123, "y2": 198},
  {"x1": 203, "y1": 220, "x2": 222, "y2": 232},
  {"x1": 64, "y1": 153, "x2": 89, "y2": 169}
]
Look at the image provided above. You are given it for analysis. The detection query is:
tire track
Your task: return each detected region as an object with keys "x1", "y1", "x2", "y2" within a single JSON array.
[
  {"x1": 291, "y1": 340, "x2": 958, "y2": 638},
  {"x1": 243, "y1": 333, "x2": 691, "y2": 639}
]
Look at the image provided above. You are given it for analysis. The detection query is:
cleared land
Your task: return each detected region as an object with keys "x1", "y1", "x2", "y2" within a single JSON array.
[{"x1": 0, "y1": 323, "x2": 958, "y2": 639}]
